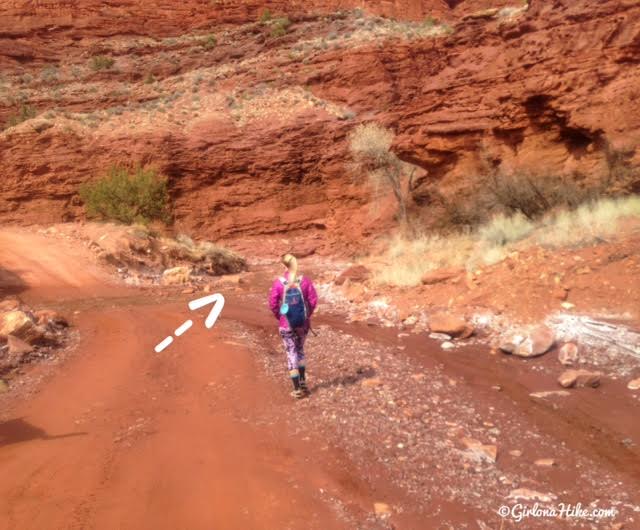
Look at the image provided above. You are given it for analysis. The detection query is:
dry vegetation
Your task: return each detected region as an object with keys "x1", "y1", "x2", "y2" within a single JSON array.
[
  {"x1": 370, "y1": 195, "x2": 640, "y2": 286},
  {"x1": 349, "y1": 123, "x2": 416, "y2": 224}
]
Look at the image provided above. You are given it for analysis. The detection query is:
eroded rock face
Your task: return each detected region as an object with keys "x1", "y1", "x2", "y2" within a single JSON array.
[{"x1": 0, "y1": 1, "x2": 638, "y2": 247}]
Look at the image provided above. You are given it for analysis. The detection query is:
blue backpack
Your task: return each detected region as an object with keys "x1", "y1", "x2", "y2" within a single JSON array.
[{"x1": 279, "y1": 276, "x2": 307, "y2": 329}]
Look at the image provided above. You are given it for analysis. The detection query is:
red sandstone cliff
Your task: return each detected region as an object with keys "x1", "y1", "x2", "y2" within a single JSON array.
[{"x1": 0, "y1": 0, "x2": 638, "y2": 248}]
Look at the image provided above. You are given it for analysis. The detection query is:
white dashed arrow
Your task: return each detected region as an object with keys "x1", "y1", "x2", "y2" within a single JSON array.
[{"x1": 154, "y1": 293, "x2": 226, "y2": 353}]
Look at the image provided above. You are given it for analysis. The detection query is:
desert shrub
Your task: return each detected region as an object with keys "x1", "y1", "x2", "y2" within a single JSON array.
[
  {"x1": 423, "y1": 16, "x2": 439, "y2": 27},
  {"x1": 5, "y1": 104, "x2": 37, "y2": 128},
  {"x1": 90, "y1": 55, "x2": 115, "y2": 71},
  {"x1": 487, "y1": 171, "x2": 594, "y2": 220},
  {"x1": 79, "y1": 166, "x2": 170, "y2": 225},
  {"x1": 40, "y1": 65, "x2": 59, "y2": 82},
  {"x1": 270, "y1": 17, "x2": 291, "y2": 38},
  {"x1": 349, "y1": 123, "x2": 417, "y2": 225},
  {"x1": 202, "y1": 34, "x2": 217, "y2": 50},
  {"x1": 260, "y1": 9, "x2": 272, "y2": 23}
]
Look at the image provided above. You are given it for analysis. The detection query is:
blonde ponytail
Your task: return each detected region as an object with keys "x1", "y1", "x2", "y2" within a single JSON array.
[{"x1": 281, "y1": 253, "x2": 298, "y2": 285}]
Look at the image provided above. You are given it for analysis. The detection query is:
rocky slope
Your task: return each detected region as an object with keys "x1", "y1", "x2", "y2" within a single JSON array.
[{"x1": 0, "y1": 0, "x2": 638, "y2": 248}]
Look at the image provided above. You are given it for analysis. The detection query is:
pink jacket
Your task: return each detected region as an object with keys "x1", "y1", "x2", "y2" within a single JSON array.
[{"x1": 268, "y1": 271, "x2": 318, "y2": 330}]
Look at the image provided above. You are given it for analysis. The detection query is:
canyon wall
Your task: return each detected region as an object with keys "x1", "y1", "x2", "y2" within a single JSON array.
[{"x1": 0, "y1": 0, "x2": 638, "y2": 250}]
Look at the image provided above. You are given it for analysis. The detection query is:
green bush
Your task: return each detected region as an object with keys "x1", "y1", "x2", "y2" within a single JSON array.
[
  {"x1": 423, "y1": 16, "x2": 439, "y2": 27},
  {"x1": 270, "y1": 17, "x2": 291, "y2": 38},
  {"x1": 90, "y1": 55, "x2": 115, "y2": 71},
  {"x1": 5, "y1": 104, "x2": 37, "y2": 128},
  {"x1": 79, "y1": 166, "x2": 170, "y2": 225},
  {"x1": 260, "y1": 9, "x2": 272, "y2": 23},
  {"x1": 202, "y1": 35, "x2": 217, "y2": 50}
]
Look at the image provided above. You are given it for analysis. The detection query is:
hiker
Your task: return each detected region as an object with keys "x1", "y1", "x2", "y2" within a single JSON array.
[{"x1": 268, "y1": 253, "x2": 318, "y2": 399}]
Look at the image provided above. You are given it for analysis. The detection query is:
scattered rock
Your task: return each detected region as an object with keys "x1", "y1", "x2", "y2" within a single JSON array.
[
  {"x1": 553, "y1": 287, "x2": 569, "y2": 301},
  {"x1": 514, "y1": 325, "x2": 555, "y2": 358},
  {"x1": 509, "y1": 449, "x2": 523, "y2": 457},
  {"x1": 558, "y1": 369, "x2": 602, "y2": 388},
  {"x1": 345, "y1": 282, "x2": 366, "y2": 302},
  {"x1": 441, "y1": 341, "x2": 456, "y2": 350},
  {"x1": 161, "y1": 266, "x2": 192, "y2": 285},
  {"x1": 335, "y1": 265, "x2": 370, "y2": 286},
  {"x1": 420, "y1": 267, "x2": 461, "y2": 285},
  {"x1": 530, "y1": 390, "x2": 571, "y2": 399},
  {"x1": 462, "y1": 437, "x2": 497, "y2": 463},
  {"x1": 181, "y1": 287, "x2": 195, "y2": 294},
  {"x1": 429, "y1": 332, "x2": 451, "y2": 341},
  {"x1": 402, "y1": 315, "x2": 418, "y2": 327},
  {"x1": 558, "y1": 342, "x2": 579, "y2": 366},
  {"x1": 561, "y1": 302, "x2": 576, "y2": 310},
  {"x1": 0, "y1": 310, "x2": 44, "y2": 344},
  {"x1": 361, "y1": 377, "x2": 383, "y2": 388},
  {"x1": 627, "y1": 378, "x2": 640, "y2": 390},
  {"x1": 0, "y1": 299, "x2": 20, "y2": 312},
  {"x1": 373, "y1": 502, "x2": 391, "y2": 516},
  {"x1": 508, "y1": 488, "x2": 556, "y2": 503},
  {"x1": 34, "y1": 309, "x2": 69, "y2": 328},
  {"x1": 7, "y1": 335, "x2": 34, "y2": 355},
  {"x1": 429, "y1": 313, "x2": 474, "y2": 339},
  {"x1": 534, "y1": 458, "x2": 556, "y2": 467}
]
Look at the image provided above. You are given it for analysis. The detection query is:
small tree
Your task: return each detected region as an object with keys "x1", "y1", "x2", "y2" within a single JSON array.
[
  {"x1": 80, "y1": 166, "x2": 170, "y2": 225},
  {"x1": 348, "y1": 123, "x2": 415, "y2": 225}
]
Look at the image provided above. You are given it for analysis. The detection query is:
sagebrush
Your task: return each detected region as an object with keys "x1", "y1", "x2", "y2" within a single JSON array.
[{"x1": 80, "y1": 166, "x2": 170, "y2": 225}]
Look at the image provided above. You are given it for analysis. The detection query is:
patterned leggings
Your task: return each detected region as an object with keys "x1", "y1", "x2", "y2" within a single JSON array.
[{"x1": 279, "y1": 327, "x2": 307, "y2": 374}]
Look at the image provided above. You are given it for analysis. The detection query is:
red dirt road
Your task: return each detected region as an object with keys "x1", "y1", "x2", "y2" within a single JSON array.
[
  {"x1": 0, "y1": 229, "x2": 390, "y2": 530},
  {"x1": 2, "y1": 228, "x2": 640, "y2": 529}
]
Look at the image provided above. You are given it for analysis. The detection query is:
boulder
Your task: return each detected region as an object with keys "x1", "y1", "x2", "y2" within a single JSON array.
[
  {"x1": 514, "y1": 325, "x2": 555, "y2": 358},
  {"x1": 558, "y1": 342, "x2": 579, "y2": 366},
  {"x1": 161, "y1": 266, "x2": 192, "y2": 285},
  {"x1": 420, "y1": 268, "x2": 462, "y2": 285},
  {"x1": 558, "y1": 369, "x2": 601, "y2": 388},
  {"x1": 499, "y1": 333, "x2": 525, "y2": 354},
  {"x1": 429, "y1": 313, "x2": 474, "y2": 339},
  {"x1": 0, "y1": 310, "x2": 45, "y2": 344},
  {"x1": 335, "y1": 265, "x2": 370, "y2": 286}
]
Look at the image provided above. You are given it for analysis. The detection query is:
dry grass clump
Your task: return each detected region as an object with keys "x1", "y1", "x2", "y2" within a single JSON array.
[
  {"x1": 535, "y1": 195, "x2": 640, "y2": 248},
  {"x1": 370, "y1": 195, "x2": 640, "y2": 286},
  {"x1": 372, "y1": 232, "x2": 473, "y2": 286},
  {"x1": 164, "y1": 234, "x2": 247, "y2": 274}
]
